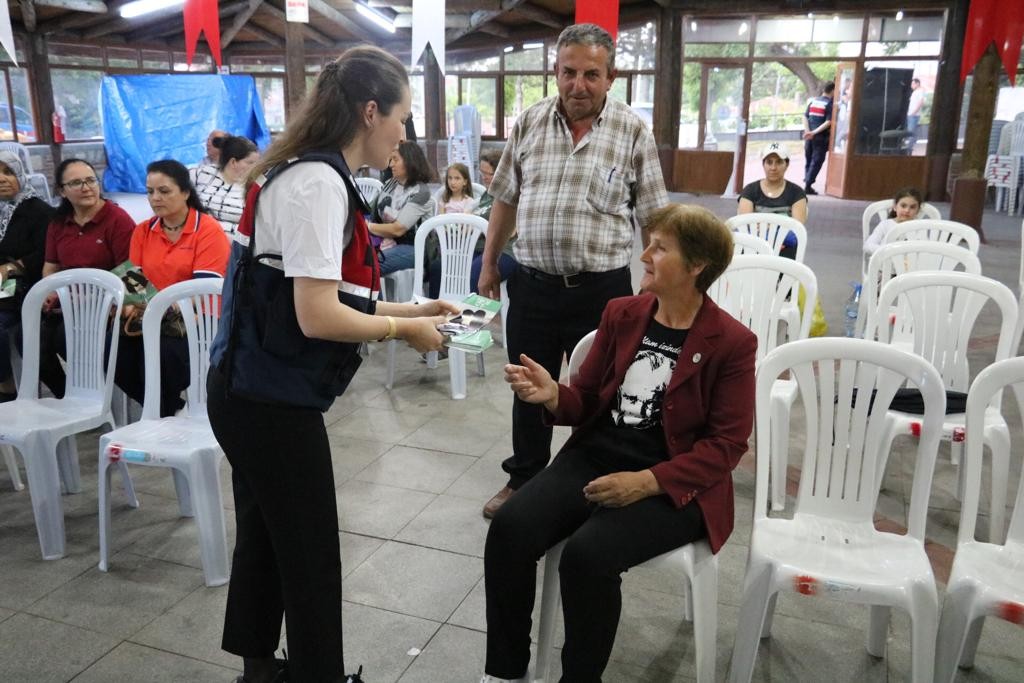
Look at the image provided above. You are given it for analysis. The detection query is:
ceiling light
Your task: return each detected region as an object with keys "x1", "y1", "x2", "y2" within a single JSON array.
[
  {"x1": 833, "y1": 14, "x2": 840, "y2": 23},
  {"x1": 522, "y1": 42, "x2": 543, "y2": 50},
  {"x1": 690, "y1": 20, "x2": 697, "y2": 32},
  {"x1": 896, "y1": 10, "x2": 904, "y2": 21},
  {"x1": 355, "y1": 1, "x2": 396, "y2": 33},
  {"x1": 907, "y1": 25, "x2": 913, "y2": 35},
  {"x1": 807, "y1": 12, "x2": 814, "y2": 19},
  {"x1": 503, "y1": 46, "x2": 514, "y2": 53},
  {"x1": 119, "y1": 0, "x2": 184, "y2": 18},
  {"x1": 738, "y1": 22, "x2": 748, "y2": 36}
]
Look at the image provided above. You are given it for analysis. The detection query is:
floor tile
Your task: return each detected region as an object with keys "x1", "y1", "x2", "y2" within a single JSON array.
[
  {"x1": 336, "y1": 480, "x2": 436, "y2": 538},
  {"x1": 72, "y1": 641, "x2": 239, "y2": 682},
  {"x1": 400, "y1": 415, "x2": 506, "y2": 457},
  {"x1": 328, "y1": 436, "x2": 393, "y2": 486},
  {"x1": 0, "y1": 612, "x2": 118, "y2": 682},
  {"x1": 340, "y1": 531, "x2": 385, "y2": 578},
  {"x1": 344, "y1": 541, "x2": 482, "y2": 622},
  {"x1": 342, "y1": 601, "x2": 441, "y2": 683},
  {"x1": 129, "y1": 583, "x2": 241, "y2": 669},
  {"x1": 395, "y1": 494, "x2": 491, "y2": 557},
  {"x1": 444, "y1": 450, "x2": 511, "y2": 501},
  {"x1": 327, "y1": 407, "x2": 431, "y2": 444},
  {"x1": 0, "y1": 529, "x2": 97, "y2": 610},
  {"x1": 26, "y1": 550, "x2": 204, "y2": 640},
  {"x1": 353, "y1": 445, "x2": 476, "y2": 494},
  {"x1": 397, "y1": 624, "x2": 487, "y2": 683}
]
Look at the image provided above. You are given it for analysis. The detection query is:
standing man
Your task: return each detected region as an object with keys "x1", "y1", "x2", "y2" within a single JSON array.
[
  {"x1": 906, "y1": 78, "x2": 925, "y2": 146},
  {"x1": 802, "y1": 81, "x2": 834, "y2": 195},
  {"x1": 477, "y1": 23, "x2": 668, "y2": 518}
]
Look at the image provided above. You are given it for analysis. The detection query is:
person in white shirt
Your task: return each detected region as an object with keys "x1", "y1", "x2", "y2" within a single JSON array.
[
  {"x1": 191, "y1": 135, "x2": 259, "y2": 234},
  {"x1": 906, "y1": 79, "x2": 925, "y2": 142},
  {"x1": 863, "y1": 186, "x2": 923, "y2": 256}
]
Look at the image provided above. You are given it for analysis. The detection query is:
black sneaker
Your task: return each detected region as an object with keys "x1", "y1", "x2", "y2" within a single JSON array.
[
  {"x1": 345, "y1": 665, "x2": 365, "y2": 683},
  {"x1": 805, "y1": 186, "x2": 818, "y2": 195}
]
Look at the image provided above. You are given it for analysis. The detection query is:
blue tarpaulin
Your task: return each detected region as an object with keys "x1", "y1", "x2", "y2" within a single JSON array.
[{"x1": 101, "y1": 74, "x2": 271, "y2": 193}]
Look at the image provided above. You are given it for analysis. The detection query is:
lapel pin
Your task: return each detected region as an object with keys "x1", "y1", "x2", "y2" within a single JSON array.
[{"x1": 692, "y1": 353, "x2": 701, "y2": 363}]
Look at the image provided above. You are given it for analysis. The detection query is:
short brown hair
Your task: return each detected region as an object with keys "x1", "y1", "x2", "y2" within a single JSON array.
[{"x1": 645, "y1": 204, "x2": 733, "y2": 293}]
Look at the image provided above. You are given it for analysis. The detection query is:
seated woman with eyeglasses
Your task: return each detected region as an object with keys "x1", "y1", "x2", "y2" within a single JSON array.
[{"x1": 38, "y1": 158, "x2": 136, "y2": 397}]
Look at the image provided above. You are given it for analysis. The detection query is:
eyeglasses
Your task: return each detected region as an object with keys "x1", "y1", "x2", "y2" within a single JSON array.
[{"x1": 62, "y1": 177, "x2": 99, "y2": 190}]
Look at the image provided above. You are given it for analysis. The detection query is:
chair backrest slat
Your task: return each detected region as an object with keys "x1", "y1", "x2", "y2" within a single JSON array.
[
  {"x1": 726, "y1": 213, "x2": 808, "y2": 263},
  {"x1": 412, "y1": 214, "x2": 488, "y2": 301}
]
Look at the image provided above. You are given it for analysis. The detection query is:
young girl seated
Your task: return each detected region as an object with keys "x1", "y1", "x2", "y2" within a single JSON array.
[
  {"x1": 863, "y1": 187, "x2": 922, "y2": 256},
  {"x1": 437, "y1": 163, "x2": 477, "y2": 215}
]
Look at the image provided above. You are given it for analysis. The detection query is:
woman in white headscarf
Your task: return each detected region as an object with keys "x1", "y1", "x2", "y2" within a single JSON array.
[{"x1": 0, "y1": 150, "x2": 53, "y2": 400}]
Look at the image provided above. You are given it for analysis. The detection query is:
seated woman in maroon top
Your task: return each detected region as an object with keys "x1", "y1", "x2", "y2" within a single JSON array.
[{"x1": 39, "y1": 158, "x2": 135, "y2": 397}]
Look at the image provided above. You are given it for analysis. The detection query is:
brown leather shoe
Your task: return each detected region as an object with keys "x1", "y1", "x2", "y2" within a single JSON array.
[{"x1": 483, "y1": 486, "x2": 515, "y2": 519}]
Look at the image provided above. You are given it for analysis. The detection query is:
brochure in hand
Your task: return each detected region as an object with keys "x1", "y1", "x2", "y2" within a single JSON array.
[
  {"x1": 0, "y1": 277, "x2": 16, "y2": 299},
  {"x1": 438, "y1": 293, "x2": 502, "y2": 353},
  {"x1": 111, "y1": 260, "x2": 158, "y2": 306}
]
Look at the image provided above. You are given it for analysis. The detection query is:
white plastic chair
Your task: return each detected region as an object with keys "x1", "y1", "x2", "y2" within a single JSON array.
[
  {"x1": 725, "y1": 213, "x2": 808, "y2": 263},
  {"x1": 882, "y1": 218, "x2": 981, "y2": 255},
  {"x1": 709, "y1": 255, "x2": 818, "y2": 511},
  {"x1": 354, "y1": 177, "x2": 383, "y2": 206},
  {"x1": 0, "y1": 269, "x2": 125, "y2": 559},
  {"x1": 935, "y1": 356, "x2": 1024, "y2": 683},
  {"x1": 730, "y1": 232, "x2": 773, "y2": 256},
  {"x1": 98, "y1": 278, "x2": 229, "y2": 586},
  {"x1": 867, "y1": 271, "x2": 1019, "y2": 543},
  {"x1": 534, "y1": 330, "x2": 719, "y2": 683},
  {"x1": 384, "y1": 214, "x2": 488, "y2": 400},
  {"x1": 1014, "y1": 218, "x2": 1024, "y2": 356},
  {"x1": 729, "y1": 338, "x2": 944, "y2": 683},
  {"x1": 857, "y1": 240, "x2": 982, "y2": 338},
  {"x1": 860, "y1": 200, "x2": 941, "y2": 277}
]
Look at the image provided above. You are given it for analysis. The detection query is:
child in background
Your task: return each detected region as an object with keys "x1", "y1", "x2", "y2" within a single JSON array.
[
  {"x1": 863, "y1": 187, "x2": 923, "y2": 256},
  {"x1": 438, "y1": 163, "x2": 476, "y2": 215}
]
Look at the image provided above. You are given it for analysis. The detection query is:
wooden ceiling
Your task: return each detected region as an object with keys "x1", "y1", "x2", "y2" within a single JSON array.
[{"x1": 12, "y1": 0, "x2": 659, "y2": 56}]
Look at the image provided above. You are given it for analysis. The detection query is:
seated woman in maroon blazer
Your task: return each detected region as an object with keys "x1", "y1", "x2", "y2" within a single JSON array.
[{"x1": 482, "y1": 204, "x2": 757, "y2": 683}]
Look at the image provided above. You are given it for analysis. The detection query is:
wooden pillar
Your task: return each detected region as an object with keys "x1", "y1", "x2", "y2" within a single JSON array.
[
  {"x1": 28, "y1": 35, "x2": 61, "y2": 168},
  {"x1": 925, "y1": 0, "x2": 969, "y2": 201},
  {"x1": 284, "y1": 22, "x2": 306, "y2": 117},
  {"x1": 423, "y1": 45, "x2": 445, "y2": 175},
  {"x1": 651, "y1": 7, "x2": 681, "y2": 189},
  {"x1": 950, "y1": 44, "x2": 1000, "y2": 240}
]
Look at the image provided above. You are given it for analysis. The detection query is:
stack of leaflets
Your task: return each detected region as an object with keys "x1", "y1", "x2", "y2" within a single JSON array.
[
  {"x1": 438, "y1": 293, "x2": 502, "y2": 353},
  {"x1": 0, "y1": 277, "x2": 15, "y2": 299},
  {"x1": 111, "y1": 260, "x2": 157, "y2": 306}
]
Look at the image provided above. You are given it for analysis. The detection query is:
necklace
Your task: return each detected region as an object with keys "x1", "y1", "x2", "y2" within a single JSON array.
[
  {"x1": 162, "y1": 215, "x2": 187, "y2": 231},
  {"x1": 761, "y1": 179, "x2": 786, "y2": 199}
]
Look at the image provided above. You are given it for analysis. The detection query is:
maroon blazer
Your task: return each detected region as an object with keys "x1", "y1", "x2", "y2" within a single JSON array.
[{"x1": 549, "y1": 293, "x2": 756, "y2": 554}]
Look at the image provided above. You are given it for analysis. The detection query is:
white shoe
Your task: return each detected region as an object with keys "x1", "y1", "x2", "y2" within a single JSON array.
[{"x1": 479, "y1": 675, "x2": 528, "y2": 683}]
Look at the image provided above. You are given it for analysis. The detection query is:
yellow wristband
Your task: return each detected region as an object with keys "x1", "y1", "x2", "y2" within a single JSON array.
[{"x1": 377, "y1": 316, "x2": 397, "y2": 342}]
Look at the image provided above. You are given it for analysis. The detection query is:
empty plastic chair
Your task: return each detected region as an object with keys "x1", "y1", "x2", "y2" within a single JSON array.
[
  {"x1": 534, "y1": 330, "x2": 719, "y2": 683},
  {"x1": 98, "y1": 278, "x2": 229, "y2": 586},
  {"x1": 0, "y1": 269, "x2": 125, "y2": 559},
  {"x1": 354, "y1": 177, "x2": 383, "y2": 206},
  {"x1": 729, "y1": 338, "x2": 944, "y2": 683},
  {"x1": 726, "y1": 213, "x2": 808, "y2": 263}
]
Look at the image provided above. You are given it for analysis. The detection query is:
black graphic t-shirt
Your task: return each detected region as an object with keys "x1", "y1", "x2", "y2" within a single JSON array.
[{"x1": 612, "y1": 320, "x2": 688, "y2": 429}]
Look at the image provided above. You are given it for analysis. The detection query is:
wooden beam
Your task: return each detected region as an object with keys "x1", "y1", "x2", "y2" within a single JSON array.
[
  {"x1": 238, "y1": 22, "x2": 284, "y2": 48},
  {"x1": 222, "y1": 0, "x2": 263, "y2": 48},
  {"x1": 21, "y1": 0, "x2": 37, "y2": 32},
  {"x1": 446, "y1": 0, "x2": 526, "y2": 44},
  {"x1": 33, "y1": 0, "x2": 106, "y2": 11},
  {"x1": 125, "y1": 1, "x2": 248, "y2": 41},
  {"x1": 308, "y1": 0, "x2": 371, "y2": 37},
  {"x1": 259, "y1": 4, "x2": 334, "y2": 47},
  {"x1": 394, "y1": 14, "x2": 471, "y2": 29},
  {"x1": 285, "y1": 20, "x2": 306, "y2": 115},
  {"x1": 37, "y1": 10, "x2": 108, "y2": 34},
  {"x1": 512, "y1": 2, "x2": 564, "y2": 30},
  {"x1": 479, "y1": 24, "x2": 510, "y2": 38},
  {"x1": 651, "y1": 7, "x2": 680, "y2": 151}
]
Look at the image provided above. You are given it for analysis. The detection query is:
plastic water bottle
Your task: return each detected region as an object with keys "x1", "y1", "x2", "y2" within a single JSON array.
[{"x1": 844, "y1": 282, "x2": 862, "y2": 338}]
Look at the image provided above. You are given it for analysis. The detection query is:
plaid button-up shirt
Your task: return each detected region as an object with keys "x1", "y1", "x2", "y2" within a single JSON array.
[{"x1": 489, "y1": 96, "x2": 668, "y2": 275}]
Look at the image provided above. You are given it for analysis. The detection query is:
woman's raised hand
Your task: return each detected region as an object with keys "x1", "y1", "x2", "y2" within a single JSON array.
[
  {"x1": 402, "y1": 316, "x2": 449, "y2": 353},
  {"x1": 505, "y1": 354, "x2": 559, "y2": 408}
]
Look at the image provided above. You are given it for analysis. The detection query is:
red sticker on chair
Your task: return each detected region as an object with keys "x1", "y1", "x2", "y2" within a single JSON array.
[
  {"x1": 794, "y1": 575, "x2": 818, "y2": 595},
  {"x1": 999, "y1": 602, "x2": 1024, "y2": 624},
  {"x1": 910, "y1": 421, "x2": 921, "y2": 437}
]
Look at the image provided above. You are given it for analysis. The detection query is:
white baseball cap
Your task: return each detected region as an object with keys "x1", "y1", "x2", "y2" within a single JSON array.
[{"x1": 760, "y1": 142, "x2": 790, "y2": 161}]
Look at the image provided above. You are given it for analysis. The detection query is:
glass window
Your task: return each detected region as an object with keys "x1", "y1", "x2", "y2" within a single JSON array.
[
  {"x1": 306, "y1": 56, "x2": 324, "y2": 73},
  {"x1": 449, "y1": 52, "x2": 500, "y2": 72},
  {"x1": 856, "y1": 60, "x2": 937, "y2": 156},
  {"x1": 229, "y1": 55, "x2": 285, "y2": 73},
  {"x1": 49, "y1": 43, "x2": 103, "y2": 67},
  {"x1": 9, "y1": 68, "x2": 36, "y2": 143},
  {"x1": 679, "y1": 62, "x2": 700, "y2": 148},
  {"x1": 445, "y1": 75, "x2": 459, "y2": 136},
  {"x1": 408, "y1": 74, "x2": 425, "y2": 141},
  {"x1": 865, "y1": 13, "x2": 943, "y2": 57},
  {"x1": 682, "y1": 17, "x2": 751, "y2": 57},
  {"x1": 616, "y1": 22, "x2": 657, "y2": 70},
  {"x1": 142, "y1": 50, "x2": 170, "y2": 71},
  {"x1": 174, "y1": 52, "x2": 213, "y2": 72},
  {"x1": 609, "y1": 77, "x2": 627, "y2": 103},
  {"x1": 834, "y1": 66, "x2": 855, "y2": 153},
  {"x1": 504, "y1": 75, "x2": 544, "y2": 131},
  {"x1": 255, "y1": 77, "x2": 286, "y2": 132},
  {"x1": 705, "y1": 66, "x2": 745, "y2": 151},
  {"x1": 754, "y1": 15, "x2": 863, "y2": 58},
  {"x1": 504, "y1": 44, "x2": 544, "y2": 72},
  {"x1": 462, "y1": 77, "x2": 497, "y2": 136},
  {"x1": 107, "y1": 48, "x2": 140, "y2": 69},
  {"x1": 51, "y1": 69, "x2": 104, "y2": 140}
]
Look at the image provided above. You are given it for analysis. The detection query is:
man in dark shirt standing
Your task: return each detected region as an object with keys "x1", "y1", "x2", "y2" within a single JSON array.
[{"x1": 802, "y1": 81, "x2": 834, "y2": 195}]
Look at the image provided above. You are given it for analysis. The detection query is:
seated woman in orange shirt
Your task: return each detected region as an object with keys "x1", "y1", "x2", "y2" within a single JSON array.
[{"x1": 115, "y1": 159, "x2": 230, "y2": 416}]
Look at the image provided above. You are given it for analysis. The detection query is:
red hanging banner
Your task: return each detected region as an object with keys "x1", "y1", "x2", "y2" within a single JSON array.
[
  {"x1": 184, "y1": 0, "x2": 223, "y2": 68},
  {"x1": 960, "y1": 0, "x2": 1024, "y2": 86},
  {"x1": 575, "y1": 0, "x2": 619, "y2": 40}
]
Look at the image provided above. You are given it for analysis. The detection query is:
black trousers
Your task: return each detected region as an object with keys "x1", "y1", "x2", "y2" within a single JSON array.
[
  {"x1": 38, "y1": 314, "x2": 68, "y2": 398},
  {"x1": 207, "y1": 367, "x2": 345, "y2": 682},
  {"x1": 502, "y1": 265, "x2": 632, "y2": 489},
  {"x1": 803, "y1": 136, "x2": 829, "y2": 188},
  {"x1": 484, "y1": 449, "x2": 705, "y2": 681},
  {"x1": 114, "y1": 334, "x2": 189, "y2": 417}
]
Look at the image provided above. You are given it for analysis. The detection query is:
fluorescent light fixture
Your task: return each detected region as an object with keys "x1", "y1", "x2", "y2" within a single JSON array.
[
  {"x1": 355, "y1": 1, "x2": 396, "y2": 33},
  {"x1": 896, "y1": 10, "x2": 904, "y2": 21},
  {"x1": 833, "y1": 14, "x2": 840, "y2": 22},
  {"x1": 503, "y1": 46, "x2": 514, "y2": 53},
  {"x1": 119, "y1": 0, "x2": 184, "y2": 18},
  {"x1": 738, "y1": 21, "x2": 748, "y2": 36},
  {"x1": 690, "y1": 20, "x2": 697, "y2": 32},
  {"x1": 522, "y1": 42, "x2": 543, "y2": 50},
  {"x1": 807, "y1": 12, "x2": 814, "y2": 19},
  {"x1": 907, "y1": 24, "x2": 913, "y2": 35}
]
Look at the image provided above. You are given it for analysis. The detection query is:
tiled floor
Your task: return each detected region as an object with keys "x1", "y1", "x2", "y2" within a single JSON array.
[{"x1": 0, "y1": 194, "x2": 1021, "y2": 682}]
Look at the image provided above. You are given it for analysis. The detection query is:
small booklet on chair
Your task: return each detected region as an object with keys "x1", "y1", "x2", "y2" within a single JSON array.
[
  {"x1": 438, "y1": 293, "x2": 502, "y2": 353},
  {"x1": 111, "y1": 260, "x2": 158, "y2": 307}
]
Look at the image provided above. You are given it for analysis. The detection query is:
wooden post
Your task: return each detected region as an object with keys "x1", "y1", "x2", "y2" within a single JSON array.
[
  {"x1": 950, "y1": 43, "x2": 1000, "y2": 240},
  {"x1": 925, "y1": 0, "x2": 968, "y2": 200},
  {"x1": 651, "y1": 7, "x2": 681, "y2": 189},
  {"x1": 27, "y1": 35, "x2": 61, "y2": 169},
  {"x1": 423, "y1": 45, "x2": 445, "y2": 175},
  {"x1": 284, "y1": 21, "x2": 306, "y2": 118}
]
